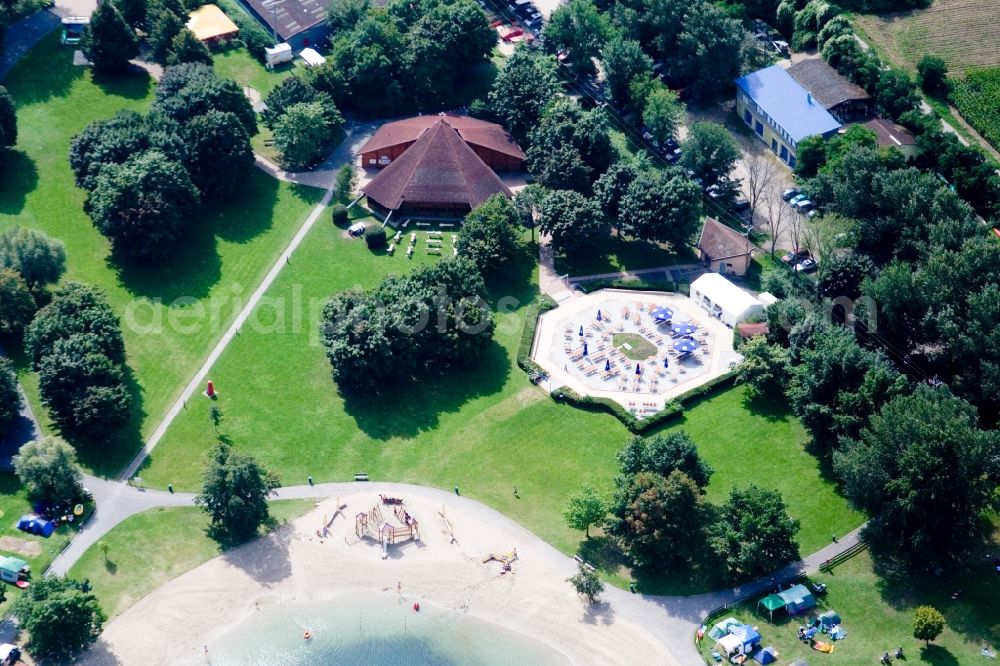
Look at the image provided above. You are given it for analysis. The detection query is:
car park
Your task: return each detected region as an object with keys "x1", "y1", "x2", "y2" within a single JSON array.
[{"x1": 782, "y1": 188, "x2": 801, "y2": 201}]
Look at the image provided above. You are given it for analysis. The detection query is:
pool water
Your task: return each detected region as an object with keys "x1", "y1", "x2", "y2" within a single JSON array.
[{"x1": 208, "y1": 592, "x2": 571, "y2": 665}]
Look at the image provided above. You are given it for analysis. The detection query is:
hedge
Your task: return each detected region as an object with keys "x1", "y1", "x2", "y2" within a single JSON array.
[
  {"x1": 572, "y1": 278, "x2": 678, "y2": 293},
  {"x1": 550, "y1": 371, "x2": 738, "y2": 433},
  {"x1": 516, "y1": 295, "x2": 557, "y2": 378}
]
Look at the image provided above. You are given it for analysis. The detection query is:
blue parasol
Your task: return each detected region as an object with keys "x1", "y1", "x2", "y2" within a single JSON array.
[
  {"x1": 671, "y1": 321, "x2": 698, "y2": 336},
  {"x1": 596, "y1": 309, "x2": 602, "y2": 321},
  {"x1": 673, "y1": 338, "x2": 699, "y2": 354},
  {"x1": 635, "y1": 363, "x2": 641, "y2": 375},
  {"x1": 663, "y1": 357, "x2": 669, "y2": 368},
  {"x1": 579, "y1": 325, "x2": 584, "y2": 336},
  {"x1": 651, "y1": 305, "x2": 674, "y2": 321},
  {"x1": 583, "y1": 342, "x2": 588, "y2": 356},
  {"x1": 605, "y1": 359, "x2": 611, "y2": 372}
]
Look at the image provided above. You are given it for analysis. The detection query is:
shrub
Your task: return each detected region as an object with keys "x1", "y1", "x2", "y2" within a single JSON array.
[
  {"x1": 916, "y1": 54, "x2": 948, "y2": 95},
  {"x1": 364, "y1": 225, "x2": 386, "y2": 249},
  {"x1": 330, "y1": 203, "x2": 349, "y2": 226}
]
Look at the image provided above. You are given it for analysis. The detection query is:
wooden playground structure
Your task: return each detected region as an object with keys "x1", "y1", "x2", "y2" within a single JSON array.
[{"x1": 355, "y1": 501, "x2": 420, "y2": 558}]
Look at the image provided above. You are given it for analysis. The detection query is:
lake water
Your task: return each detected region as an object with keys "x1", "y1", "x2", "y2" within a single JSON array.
[{"x1": 208, "y1": 592, "x2": 571, "y2": 665}]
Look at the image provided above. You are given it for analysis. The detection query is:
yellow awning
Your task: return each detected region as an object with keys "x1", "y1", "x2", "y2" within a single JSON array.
[{"x1": 186, "y1": 4, "x2": 239, "y2": 41}]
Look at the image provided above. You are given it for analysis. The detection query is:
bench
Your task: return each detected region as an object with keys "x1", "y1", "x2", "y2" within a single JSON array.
[
  {"x1": 416, "y1": 222, "x2": 431, "y2": 227},
  {"x1": 440, "y1": 223, "x2": 455, "y2": 229},
  {"x1": 427, "y1": 248, "x2": 441, "y2": 255},
  {"x1": 354, "y1": 473, "x2": 369, "y2": 481}
]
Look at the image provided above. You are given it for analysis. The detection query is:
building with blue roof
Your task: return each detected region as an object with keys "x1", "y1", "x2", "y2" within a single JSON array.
[{"x1": 734, "y1": 64, "x2": 842, "y2": 168}]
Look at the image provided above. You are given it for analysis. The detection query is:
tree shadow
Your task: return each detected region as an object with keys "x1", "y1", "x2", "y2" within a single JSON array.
[
  {"x1": 208, "y1": 169, "x2": 281, "y2": 244},
  {"x1": 109, "y1": 228, "x2": 222, "y2": 302},
  {"x1": 0, "y1": 150, "x2": 38, "y2": 215},
  {"x1": 3, "y1": 33, "x2": 80, "y2": 105},
  {"x1": 79, "y1": 639, "x2": 124, "y2": 665},
  {"x1": 741, "y1": 394, "x2": 793, "y2": 424},
  {"x1": 577, "y1": 535, "x2": 629, "y2": 576},
  {"x1": 220, "y1": 522, "x2": 293, "y2": 587},
  {"x1": 90, "y1": 67, "x2": 153, "y2": 101},
  {"x1": 103, "y1": 558, "x2": 117, "y2": 574},
  {"x1": 340, "y1": 339, "x2": 511, "y2": 440},
  {"x1": 919, "y1": 644, "x2": 959, "y2": 666},
  {"x1": 581, "y1": 598, "x2": 617, "y2": 626}
]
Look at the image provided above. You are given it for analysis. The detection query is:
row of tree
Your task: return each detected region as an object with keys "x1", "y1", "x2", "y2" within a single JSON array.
[
  {"x1": 543, "y1": 0, "x2": 754, "y2": 102},
  {"x1": 260, "y1": 75, "x2": 344, "y2": 170},
  {"x1": 24, "y1": 283, "x2": 133, "y2": 440},
  {"x1": 82, "y1": 0, "x2": 215, "y2": 76},
  {"x1": 70, "y1": 63, "x2": 256, "y2": 259},
  {"x1": 316, "y1": 0, "x2": 496, "y2": 115},
  {"x1": 565, "y1": 432, "x2": 801, "y2": 582},
  {"x1": 320, "y1": 258, "x2": 495, "y2": 393}
]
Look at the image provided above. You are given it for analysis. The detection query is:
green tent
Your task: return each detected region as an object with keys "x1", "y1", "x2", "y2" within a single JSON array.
[{"x1": 757, "y1": 594, "x2": 787, "y2": 621}]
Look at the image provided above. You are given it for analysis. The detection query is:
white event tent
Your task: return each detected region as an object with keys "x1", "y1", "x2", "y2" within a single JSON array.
[{"x1": 689, "y1": 273, "x2": 764, "y2": 327}]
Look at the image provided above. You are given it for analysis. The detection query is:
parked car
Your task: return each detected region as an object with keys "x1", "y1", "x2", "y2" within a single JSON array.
[
  {"x1": 730, "y1": 197, "x2": 750, "y2": 212},
  {"x1": 789, "y1": 193, "x2": 808, "y2": 205},
  {"x1": 792, "y1": 199, "x2": 814, "y2": 212},
  {"x1": 806, "y1": 208, "x2": 820, "y2": 219},
  {"x1": 782, "y1": 188, "x2": 801, "y2": 201},
  {"x1": 772, "y1": 40, "x2": 790, "y2": 57},
  {"x1": 781, "y1": 248, "x2": 810, "y2": 265},
  {"x1": 795, "y1": 258, "x2": 818, "y2": 273},
  {"x1": 664, "y1": 148, "x2": 682, "y2": 163}
]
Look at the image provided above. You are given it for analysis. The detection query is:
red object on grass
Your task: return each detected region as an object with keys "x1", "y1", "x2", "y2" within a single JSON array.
[{"x1": 206, "y1": 380, "x2": 216, "y2": 398}]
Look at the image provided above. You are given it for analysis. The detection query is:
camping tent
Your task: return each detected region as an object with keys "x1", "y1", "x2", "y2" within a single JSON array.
[
  {"x1": 186, "y1": 4, "x2": 238, "y2": 42},
  {"x1": 757, "y1": 594, "x2": 787, "y2": 620},
  {"x1": 752, "y1": 646, "x2": 779, "y2": 664},
  {"x1": 716, "y1": 633, "x2": 743, "y2": 657},
  {"x1": 816, "y1": 610, "x2": 841, "y2": 628},
  {"x1": 707, "y1": 617, "x2": 740, "y2": 641},
  {"x1": 778, "y1": 584, "x2": 816, "y2": 615},
  {"x1": 730, "y1": 624, "x2": 761, "y2": 654},
  {"x1": 689, "y1": 273, "x2": 764, "y2": 327}
]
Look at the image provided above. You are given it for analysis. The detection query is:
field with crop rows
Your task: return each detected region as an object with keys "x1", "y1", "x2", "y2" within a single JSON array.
[
  {"x1": 950, "y1": 68, "x2": 1000, "y2": 149},
  {"x1": 853, "y1": 0, "x2": 1000, "y2": 74}
]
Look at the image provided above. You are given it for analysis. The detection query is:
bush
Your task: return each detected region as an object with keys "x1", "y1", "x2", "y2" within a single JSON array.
[
  {"x1": 516, "y1": 296, "x2": 558, "y2": 377},
  {"x1": 364, "y1": 225, "x2": 386, "y2": 249},
  {"x1": 330, "y1": 203, "x2": 349, "y2": 226},
  {"x1": 917, "y1": 54, "x2": 948, "y2": 95}
]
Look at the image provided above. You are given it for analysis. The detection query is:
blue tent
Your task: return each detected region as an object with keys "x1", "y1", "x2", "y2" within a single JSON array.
[
  {"x1": 752, "y1": 646, "x2": 778, "y2": 664},
  {"x1": 731, "y1": 624, "x2": 761, "y2": 653}
]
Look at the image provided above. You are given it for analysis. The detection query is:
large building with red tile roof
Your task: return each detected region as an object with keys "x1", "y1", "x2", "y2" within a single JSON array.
[
  {"x1": 360, "y1": 116, "x2": 523, "y2": 218},
  {"x1": 359, "y1": 114, "x2": 525, "y2": 171}
]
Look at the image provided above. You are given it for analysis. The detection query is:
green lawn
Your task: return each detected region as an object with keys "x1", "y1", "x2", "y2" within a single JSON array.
[
  {"x1": 613, "y1": 332, "x2": 658, "y2": 360},
  {"x1": 137, "y1": 203, "x2": 862, "y2": 592},
  {"x1": 1, "y1": 33, "x2": 325, "y2": 475},
  {"x1": 697, "y1": 525, "x2": 1000, "y2": 665},
  {"x1": 212, "y1": 46, "x2": 297, "y2": 98},
  {"x1": 67, "y1": 500, "x2": 315, "y2": 619},
  {"x1": 553, "y1": 234, "x2": 696, "y2": 277}
]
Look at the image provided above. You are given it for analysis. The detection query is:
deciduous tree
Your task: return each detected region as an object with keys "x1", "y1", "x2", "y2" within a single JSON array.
[
  {"x1": 13, "y1": 436, "x2": 84, "y2": 504},
  {"x1": 0, "y1": 358, "x2": 20, "y2": 438},
  {"x1": 456, "y1": 194, "x2": 523, "y2": 274},
  {"x1": 834, "y1": 386, "x2": 1000, "y2": 565},
  {"x1": 165, "y1": 27, "x2": 213, "y2": 66},
  {"x1": 536, "y1": 189, "x2": 604, "y2": 256},
  {"x1": 0, "y1": 85, "x2": 17, "y2": 149},
  {"x1": 485, "y1": 48, "x2": 560, "y2": 143},
  {"x1": 680, "y1": 121, "x2": 740, "y2": 190},
  {"x1": 675, "y1": 2, "x2": 743, "y2": 100},
  {"x1": 617, "y1": 430, "x2": 714, "y2": 488},
  {"x1": 563, "y1": 483, "x2": 607, "y2": 537},
  {"x1": 196, "y1": 442, "x2": 280, "y2": 542},
  {"x1": 567, "y1": 564, "x2": 605, "y2": 603},
  {"x1": 913, "y1": 606, "x2": 945, "y2": 645},
  {"x1": 601, "y1": 37, "x2": 652, "y2": 107},
  {"x1": 619, "y1": 170, "x2": 701, "y2": 248},
  {"x1": 642, "y1": 85, "x2": 684, "y2": 146},
  {"x1": 272, "y1": 101, "x2": 338, "y2": 170},
  {"x1": 12, "y1": 576, "x2": 105, "y2": 661},
  {"x1": 0, "y1": 268, "x2": 35, "y2": 336},
  {"x1": 916, "y1": 55, "x2": 947, "y2": 94},
  {"x1": 181, "y1": 110, "x2": 254, "y2": 197},
  {"x1": 708, "y1": 484, "x2": 800, "y2": 580},
  {"x1": 24, "y1": 282, "x2": 126, "y2": 367},
  {"x1": 84, "y1": 150, "x2": 200, "y2": 259},
  {"x1": 543, "y1": 0, "x2": 610, "y2": 76},
  {"x1": 736, "y1": 336, "x2": 789, "y2": 401}
]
